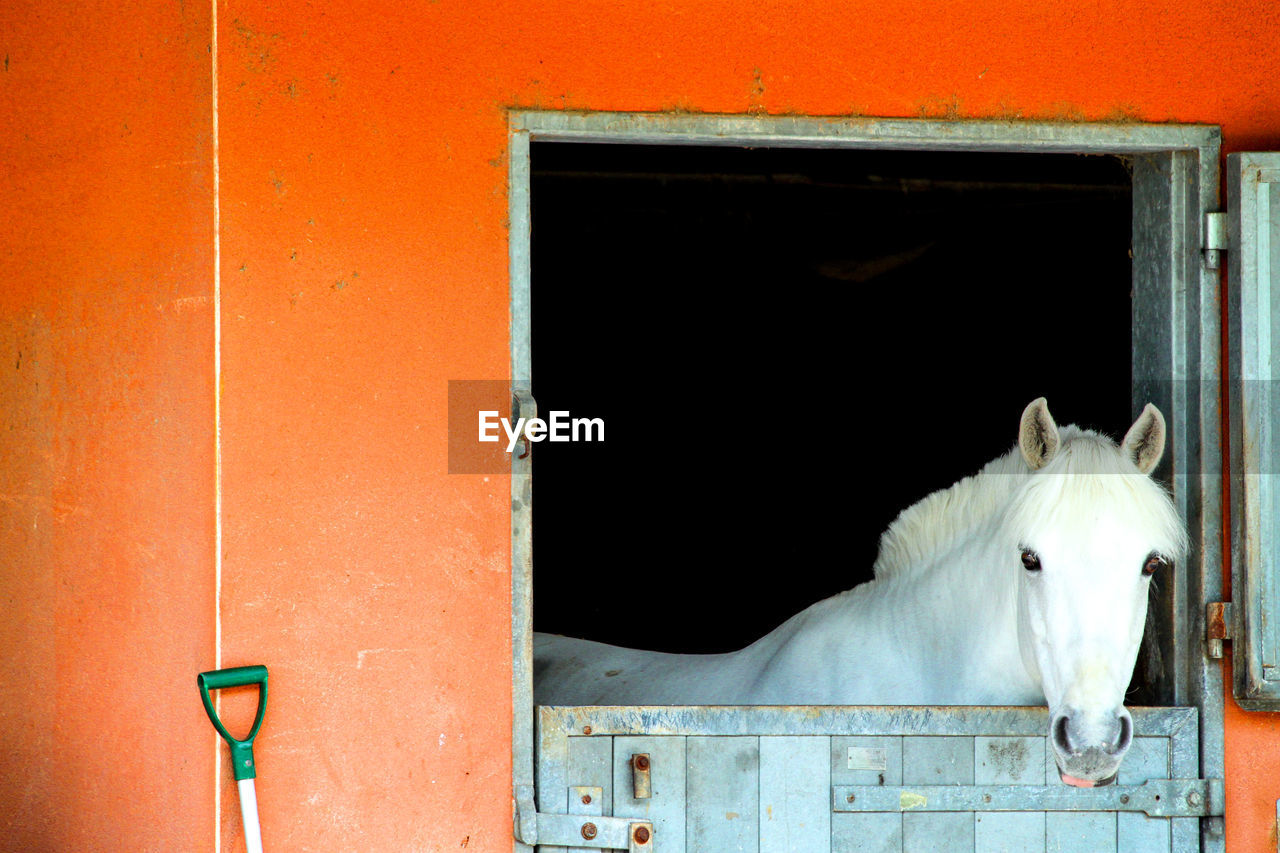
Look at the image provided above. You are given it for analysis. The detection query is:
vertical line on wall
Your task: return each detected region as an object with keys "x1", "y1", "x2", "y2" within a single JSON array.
[{"x1": 211, "y1": 0, "x2": 222, "y2": 848}]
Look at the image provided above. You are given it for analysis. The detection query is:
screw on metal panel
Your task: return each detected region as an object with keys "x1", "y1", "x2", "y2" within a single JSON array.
[
  {"x1": 582, "y1": 725, "x2": 592, "y2": 735},
  {"x1": 581, "y1": 794, "x2": 592, "y2": 805},
  {"x1": 1120, "y1": 794, "x2": 1130, "y2": 804},
  {"x1": 846, "y1": 794, "x2": 855, "y2": 803},
  {"x1": 634, "y1": 754, "x2": 650, "y2": 770},
  {"x1": 1188, "y1": 790, "x2": 1203, "y2": 807},
  {"x1": 633, "y1": 825, "x2": 650, "y2": 845},
  {"x1": 983, "y1": 794, "x2": 992, "y2": 803},
  {"x1": 581, "y1": 822, "x2": 597, "y2": 840}
]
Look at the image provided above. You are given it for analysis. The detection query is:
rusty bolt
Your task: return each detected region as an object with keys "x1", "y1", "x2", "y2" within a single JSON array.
[
  {"x1": 582, "y1": 725, "x2": 592, "y2": 735},
  {"x1": 634, "y1": 754, "x2": 650, "y2": 770},
  {"x1": 1120, "y1": 794, "x2": 1130, "y2": 805},
  {"x1": 1187, "y1": 791, "x2": 1203, "y2": 808},
  {"x1": 846, "y1": 794, "x2": 855, "y2": 803},
  {"x1": 581, "y1": 822, "x2": 597, "y2": 840},
  {"x1": 581, "y1": 793, "x2": 592, "y2": 805},
  {"x1": 633, "y1": 825, "x2": 651, "y2": 845}
]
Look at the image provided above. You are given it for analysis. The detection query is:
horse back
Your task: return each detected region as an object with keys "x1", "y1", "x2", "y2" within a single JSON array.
[{"x1": 533, "y1": 632, "x2": 749, "y2": 705}]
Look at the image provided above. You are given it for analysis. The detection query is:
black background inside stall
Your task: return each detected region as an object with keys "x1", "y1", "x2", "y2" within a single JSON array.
[{"x1": 529, "y1": 143, "x2": 1134, "y2": 654}]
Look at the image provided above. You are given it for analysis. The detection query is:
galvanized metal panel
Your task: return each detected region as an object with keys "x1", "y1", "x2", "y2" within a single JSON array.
[
  {"x1": 975, "y1": 811, "x2": 1045, "y2": 853},
  {"x1": 902, "y1": 812, "x2": 972, "y2": 853},
  {"x1": 611, "y1": 736, "x2": 687, "y2": 853},
  {"x1": 903, "y1": 736, "x2": 975, "y2": 785},
  {"x1": 1228, "y1": 152, "x2": 1280, "y2": 710},
  {"x1": 901, "y1": 737, "x2": 974, "y2": 852},
  {"x1": 1117, "y1": 737, "x2": 1171, "y2": 851},
  {"x1": 569, "y1": 737, "x2": 614, "y2": 815},
  {"x1": 830, "y1": 812, "x2": 902, "y2": 853},
  {"x1": 686, "y1": 736, "x2": 759, "y2": 853},
  {"x1": 1118, "y1": 808, "x2": 1171, "y2": 850},
  {"x1": 537, "y1": 707, "x2": 1215, "y2": 851},
  {"x1": 831, "y1": 736, "x2": 903, "y2": 852},
  {"x1": 567, "y1": 787, "x2": 603, "y2": 853},
  {"x1": 976, "y1": 737, "x2": 1047, "y2": 852},
  {"x1": 833, "y1": 736, "x2": 903, "y2": 786},
  {"x1": 1046, "y1": 812, "x2": 1116, "y2": 853},
  {"x1": 976, "y1": 736, "x2": 1046, "y2": 785},
  {"x1": 759, "y1": 736, "x2": 831, "y2": 853}
]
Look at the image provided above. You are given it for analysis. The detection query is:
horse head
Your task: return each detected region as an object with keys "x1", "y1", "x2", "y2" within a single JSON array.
[{"x1": 1008, "y1": 398, "x2": 1187, "y2": 787}]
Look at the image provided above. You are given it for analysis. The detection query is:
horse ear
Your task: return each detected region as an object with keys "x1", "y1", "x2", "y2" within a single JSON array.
[
  {"x1": 1019, "y1": 397, "x2": 1060, "y2": 470},
  {"x1": 1122, "y1": 403, "x2": 1166, "y2": 474}
]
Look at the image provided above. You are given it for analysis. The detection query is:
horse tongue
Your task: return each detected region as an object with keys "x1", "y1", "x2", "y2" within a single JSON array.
[{"x1": 1059, "y1": 771, "x2": 1096, "y2": 788}]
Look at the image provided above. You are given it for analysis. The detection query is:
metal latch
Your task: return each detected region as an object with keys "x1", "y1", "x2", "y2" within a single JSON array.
[
  {"x1": 833, "y1": 778, "x2": 1223, "y2": 819},
  {"x1": 632, "y1": 753, "x2": 652, "y2": 799},
  {"x1": 1204, "y1": 211, "x2": 1228, "y2": 269},
  {"x1": 514, "y1": 787, "x2": 653, "y2": 851},
  {"x1": 1207, "y1": 601, "x2": 1234, "y2": 659}
]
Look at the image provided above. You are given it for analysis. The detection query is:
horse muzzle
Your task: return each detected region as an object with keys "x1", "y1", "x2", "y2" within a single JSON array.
[{"x1": 1049, "y1": 708, "x2": 1132, "y2": 787}]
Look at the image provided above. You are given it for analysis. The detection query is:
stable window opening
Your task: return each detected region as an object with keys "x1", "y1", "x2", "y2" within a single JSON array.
[
  {"x1": 508, "y1": 115, "x2": 1224, "y2": 853},
  {"x1": 529, "y1": 142, "x2": 1165, "y2": 693}
]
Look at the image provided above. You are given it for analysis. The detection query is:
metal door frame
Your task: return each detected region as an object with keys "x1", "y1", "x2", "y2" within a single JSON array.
[{"x1": 508, "y1": 113, "x2": 1224, "y2": 851}]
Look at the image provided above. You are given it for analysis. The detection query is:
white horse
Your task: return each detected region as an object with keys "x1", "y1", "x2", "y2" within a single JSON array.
[{"x1": 534, "y1": 398, "x2": 1187, "y2": 787}]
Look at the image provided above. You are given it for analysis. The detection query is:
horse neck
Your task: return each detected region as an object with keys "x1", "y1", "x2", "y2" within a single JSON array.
[{"x1": 877, "y1": 520, "x2": 1037, "y2": 702}]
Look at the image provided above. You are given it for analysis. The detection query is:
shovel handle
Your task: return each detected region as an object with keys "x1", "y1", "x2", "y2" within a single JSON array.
[{"x1": 198, "y1": 665, "x2": 268, "y2": 781}]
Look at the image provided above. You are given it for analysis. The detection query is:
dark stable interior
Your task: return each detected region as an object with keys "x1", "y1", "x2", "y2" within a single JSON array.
[{"x1": 529, "y1": 141, "x2": 1149, "y2": 695}]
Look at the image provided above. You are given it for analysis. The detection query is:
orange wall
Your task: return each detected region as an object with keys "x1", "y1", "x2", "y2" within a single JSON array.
[
  {"x1": 0, "y1": 0, "x2": 217, "y2": 848},
  {"x1": 4, "y1": 1, "x2": 1280, "y2": 849}
]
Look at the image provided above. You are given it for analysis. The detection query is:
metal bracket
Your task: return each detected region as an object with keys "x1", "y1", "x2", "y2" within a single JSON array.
[
  {"x1": 532, "y1": 814, "x2": 653, "y2": 851},
  {"x1": 1203, "y1": 210, "x2": 1228, "y2": 269},
  {"x1": 514, "y1": 790, "x2": 653, "y2": 851},
  {"x1": 832, "y1": 778, "x2": 1223, "y2": 819},
  {"x1": 1207, "y1": 601, "x2": 1234, "y2": 659},
  {"x1": 631, "y1": 753, "x2": 652, "y2": 799}
]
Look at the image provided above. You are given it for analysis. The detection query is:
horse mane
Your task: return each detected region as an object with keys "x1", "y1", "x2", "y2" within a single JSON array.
[{"x1": 872, "y1": 426, "x2": 1091, "y2": 579}]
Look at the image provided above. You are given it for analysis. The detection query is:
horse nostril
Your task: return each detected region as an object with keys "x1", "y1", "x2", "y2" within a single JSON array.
[
  {"x1": 1052, "y1": 715, "x2": 1074, "y2": 755},
  {"x1": 1107, "y1": 713, "x2": 1133, "y2": 756}
]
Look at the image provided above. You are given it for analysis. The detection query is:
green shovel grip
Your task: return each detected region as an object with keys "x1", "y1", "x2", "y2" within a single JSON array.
[{"x1": 197, "y1": 665, "x2": 268, "y2": 781}]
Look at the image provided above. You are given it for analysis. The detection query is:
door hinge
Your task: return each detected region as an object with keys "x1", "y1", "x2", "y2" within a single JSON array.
[
  {"x1": 513, "y1": 787, "x2": 653, "y2": 850},
  {"x1": 1207, "y1": 601, "x2": 1234, "y2": 659},
  {"x1": 1203, "y1": 211, "x2": 1228, "y2": 269}
]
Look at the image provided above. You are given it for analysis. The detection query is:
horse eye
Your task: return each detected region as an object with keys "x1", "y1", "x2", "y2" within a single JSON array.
[
  {"x1": 1021, "y1": 550, "x2": 1042, "y2": 572},
  {"x1": 1142, "y1": 553, "x2": 1167, "y2": 577}
]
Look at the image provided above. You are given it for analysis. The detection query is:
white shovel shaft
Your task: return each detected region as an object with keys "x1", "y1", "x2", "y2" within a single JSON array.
[{"x1": 237, "y1": 778, "x2": 264, "y2": 853}]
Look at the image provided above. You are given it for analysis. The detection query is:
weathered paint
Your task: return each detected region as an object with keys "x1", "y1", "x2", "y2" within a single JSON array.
[
  {"x1": 0, "y1": 1, "x2": 216, "y2": 849},
  {"x1": 4, "y1": 0, "x2": 1280, "y2": 849}
]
